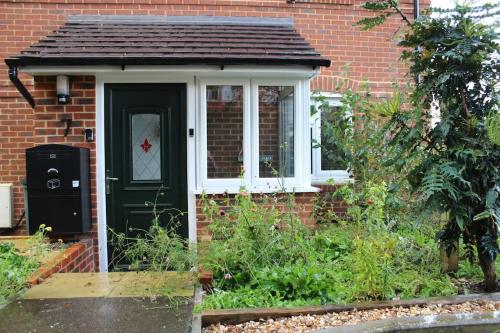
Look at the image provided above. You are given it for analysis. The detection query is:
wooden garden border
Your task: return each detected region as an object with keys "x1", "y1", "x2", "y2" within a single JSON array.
[{"x1": 201, "y1": 292, "x2": 500, "y2": 327}]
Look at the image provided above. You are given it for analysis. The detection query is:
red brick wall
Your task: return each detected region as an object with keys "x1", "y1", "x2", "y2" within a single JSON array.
[
  {"x1": 195, "y1": 191, "x2": 319, "y2": 241},
  {"x1": 33, "y1": 75, "x2": 99, "y2": 269},
  {"x1": 28, "y1": 238, "x2": 95, "y2": 285},
  {"x1": 195, "y1": 184, "x2": 348, "y2": 240},
  {"x1": 57, "y1": 238, "x2": 96, "y2": 273}
]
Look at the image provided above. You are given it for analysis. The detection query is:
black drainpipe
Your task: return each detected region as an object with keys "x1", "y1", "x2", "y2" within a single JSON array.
[
  {"x1": 8, "y1": 66, "x2": 35, "y2": 109},
  {"x1": 414, "y1": 0, "x2": 420, "y2": 19}
]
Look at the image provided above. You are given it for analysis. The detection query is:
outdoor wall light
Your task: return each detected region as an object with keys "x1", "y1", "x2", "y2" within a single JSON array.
[{"x1": 56, "y1": 75, "x2": 70, "y2": 104}]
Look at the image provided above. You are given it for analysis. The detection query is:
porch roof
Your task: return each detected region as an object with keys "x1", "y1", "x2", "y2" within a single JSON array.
[{"x1": 5, "y1": 15, "x2": 331, "y2": 68}]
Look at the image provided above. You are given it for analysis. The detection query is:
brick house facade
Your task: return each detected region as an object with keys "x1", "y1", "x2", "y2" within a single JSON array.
[{"x1": 0, "y1": 0, "x2": 428, "y2": 271}]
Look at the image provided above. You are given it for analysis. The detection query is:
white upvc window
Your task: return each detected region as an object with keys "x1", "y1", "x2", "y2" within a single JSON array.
[
  {"x1": 250, "y1": 79, "x2": 307, "y2": 190},
  {"x1": 199, "y1": 78, "x2": 251, "y2": 190},
  {"x1": 197, "y1": 78, "x2": 313, "y2": 193},
  {"x1": 311, "y1": 92, "x2": 351, "y2": 184}
]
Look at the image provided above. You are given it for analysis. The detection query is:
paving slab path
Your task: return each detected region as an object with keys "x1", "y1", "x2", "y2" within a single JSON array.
[{"x1": 0, "y1": 272, "x2": 195, "y2": 333}]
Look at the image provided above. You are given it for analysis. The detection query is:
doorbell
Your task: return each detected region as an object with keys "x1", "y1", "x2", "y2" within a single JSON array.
[{"x1": 84, "y1": 129, "x2": 94, "y2": 142}]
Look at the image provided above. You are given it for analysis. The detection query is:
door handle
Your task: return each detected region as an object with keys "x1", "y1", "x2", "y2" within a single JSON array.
[{"x1": 105, "y1": 170, "x2": 119, "y2": 195}]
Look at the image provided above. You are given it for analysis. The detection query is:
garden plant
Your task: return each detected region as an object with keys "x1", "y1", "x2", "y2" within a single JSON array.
[
  {"x1": 0, "y1": 225, "x2": 54, "y2": 305},
  {"x1": 357, "y1": 1, "x2": 500, "y2": 290}
]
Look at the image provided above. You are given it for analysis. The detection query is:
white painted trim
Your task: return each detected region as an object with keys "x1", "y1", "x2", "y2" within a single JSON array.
[
  {"x1": 194, "y1": 78, "x2": 313, "y2": 193},
  {"x1": 311, "y1": 178, "x2": 354, "y2": 185},
  {"x1": 95, "y1": 78, "x2": 108, "y2": 272},
  {"x1": 302, "y1": 80, "x2": 313, "y2": 187},
  {"x1": 21, "y1": 65, "x2": 319, "y2": 78},
  {"x1": 186, "y1": 77, "x2": 198, "y2": 245},
  {"x1": 194, "y1": 186, "x2": 320, "y2": 195},
  {"x1": 95, "y1": 72, "x2": 198, "y2": 272},
  {"x1": 314, "y1": 91, "x2": 342, "y2": 99}
]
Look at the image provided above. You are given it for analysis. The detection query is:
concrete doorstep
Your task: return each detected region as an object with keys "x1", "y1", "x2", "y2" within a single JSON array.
[{"x1": 0, "y1": 272, "x2": 197, "y2": 333}]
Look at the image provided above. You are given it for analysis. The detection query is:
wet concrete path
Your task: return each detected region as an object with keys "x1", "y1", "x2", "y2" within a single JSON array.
[{"x1": 0, "y1": 272, "x2": 195, "y2": 333}]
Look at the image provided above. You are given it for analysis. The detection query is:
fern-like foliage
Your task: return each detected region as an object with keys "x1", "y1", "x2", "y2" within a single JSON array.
[{"x1": 356, "y1": 2, "x2": 500, "y2": 282}]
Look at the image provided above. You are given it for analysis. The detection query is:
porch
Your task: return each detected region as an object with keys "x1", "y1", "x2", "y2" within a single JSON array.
[{"x1": 4, "y1": 14, "x2": 333, "y2": 272}]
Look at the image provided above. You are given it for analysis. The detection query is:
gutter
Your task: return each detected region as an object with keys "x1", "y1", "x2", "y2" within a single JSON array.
[
  {"x1": 5, "y1": 56, "x2": 331, "y2": 68},
  {"x1": 7, "y1": 66, "x2": 35, "y2": 109}
]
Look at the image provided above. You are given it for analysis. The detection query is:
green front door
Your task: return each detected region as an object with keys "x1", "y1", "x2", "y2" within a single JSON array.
[{"x1": 104, "y1": 84, "x2": 187, "y2": 267}]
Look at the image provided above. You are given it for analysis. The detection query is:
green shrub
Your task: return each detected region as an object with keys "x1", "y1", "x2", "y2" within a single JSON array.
[
  {"x1": 349, "y1": 234, "x2": 397, "y2": 300},
  {"x1": 0, "y1": 225, "x2": 52, "y2": 305},
  {"x1": 199, "y1": 188, "x2": 466, "y2": 310},
  {"x1": 252, "y1": 261, "x2": 347, "y2": 304},
  {"x1": 0, "y1": 243, "x2": 38, "y2": 305},
  {"x1": 200, "y1": 190, "x2": 309, "y2": 290}
]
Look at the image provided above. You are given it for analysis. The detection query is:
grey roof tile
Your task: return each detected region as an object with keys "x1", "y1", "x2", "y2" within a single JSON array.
[{"x1": 5, "y1": 15, "x2": 330, "y2": 68}]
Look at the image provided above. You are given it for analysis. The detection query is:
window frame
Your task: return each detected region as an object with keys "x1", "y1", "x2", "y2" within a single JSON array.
[
  {"x1": 197, "y1": 77, "x2": 312, "y2": 193},
  {"x1": 198, "y1": 78, "x2": 251, "y2": 190},
  {"x1": 250, "y1": 79, "x2": 306, "y2": 190},
  {"x1": 310, "y1": 92, "x2": 351, "y2": 184}
]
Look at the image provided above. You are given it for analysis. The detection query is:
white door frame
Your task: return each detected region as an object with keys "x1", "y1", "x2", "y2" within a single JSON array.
[{"x1": 95, "y1": 73, "x2": 198, "y2": 272}]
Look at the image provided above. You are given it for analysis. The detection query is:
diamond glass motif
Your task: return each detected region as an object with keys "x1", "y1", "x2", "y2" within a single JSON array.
[{"x1": 132, "y1": 114, "x2": 161, "y2": 180}]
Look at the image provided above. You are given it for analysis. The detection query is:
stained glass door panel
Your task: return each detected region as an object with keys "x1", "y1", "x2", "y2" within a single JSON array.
[{"x1": 131, "y1": 113, "x2": 162, "y2": 181}]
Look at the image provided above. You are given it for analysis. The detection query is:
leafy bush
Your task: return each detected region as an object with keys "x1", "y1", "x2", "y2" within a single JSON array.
[
  {"x1": 198, "y1": 188, "x2": 464, "y2": 311},
  {"x1": 0, "y1": 243, "x2": 38, "y2": 305},
  {"x1": 0, "y1": 225, "x2": 52, "y2": 305},
  {"x1": 311, "y1": 86, "x2": 420, "y2": 226},
  {"x1": 358, "y1": 1, "x2": 500, "y2": 289},
  {"x1": 333, "y1": 181, "x2": 388, "y2": 227},
  {"x1": 200, "y1": 190, "x2": 309, "y2": 290},
  {"x1": 350, "y1": 234, "x2": 396, "y2": 300}
]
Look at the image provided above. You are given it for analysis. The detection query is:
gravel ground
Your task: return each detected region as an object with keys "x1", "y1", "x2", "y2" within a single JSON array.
[{"x1": 203, "y1": 301, "x2": 500, "y2": 333}]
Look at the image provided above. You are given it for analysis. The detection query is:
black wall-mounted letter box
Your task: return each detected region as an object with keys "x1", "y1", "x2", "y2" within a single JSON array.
[{"x1": 26, "y1": 144, "x2": 91, "y2": 235}]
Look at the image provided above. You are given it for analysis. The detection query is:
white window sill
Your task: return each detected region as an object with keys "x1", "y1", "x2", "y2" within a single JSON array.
[
  {"x1": 311, "y1": 176, "x2": 354, "y2": 186},
  {"x1": 193, "y1": 186, "x2": 320, "y2": 195}
]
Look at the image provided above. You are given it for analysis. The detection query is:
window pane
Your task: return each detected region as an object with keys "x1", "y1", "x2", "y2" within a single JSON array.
[
  {"x1": 258, "y1": 86, "x2": 294, "y2": 178},
  {"x1": 131, "y1": 113, "x2": 161, "y2": 181},
  {"x1": 320, "y1": 106, "x2": 348, "y2": 170},
  {"x1": 207, "y1": 85, "x2": 244, "y2": 178}
]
